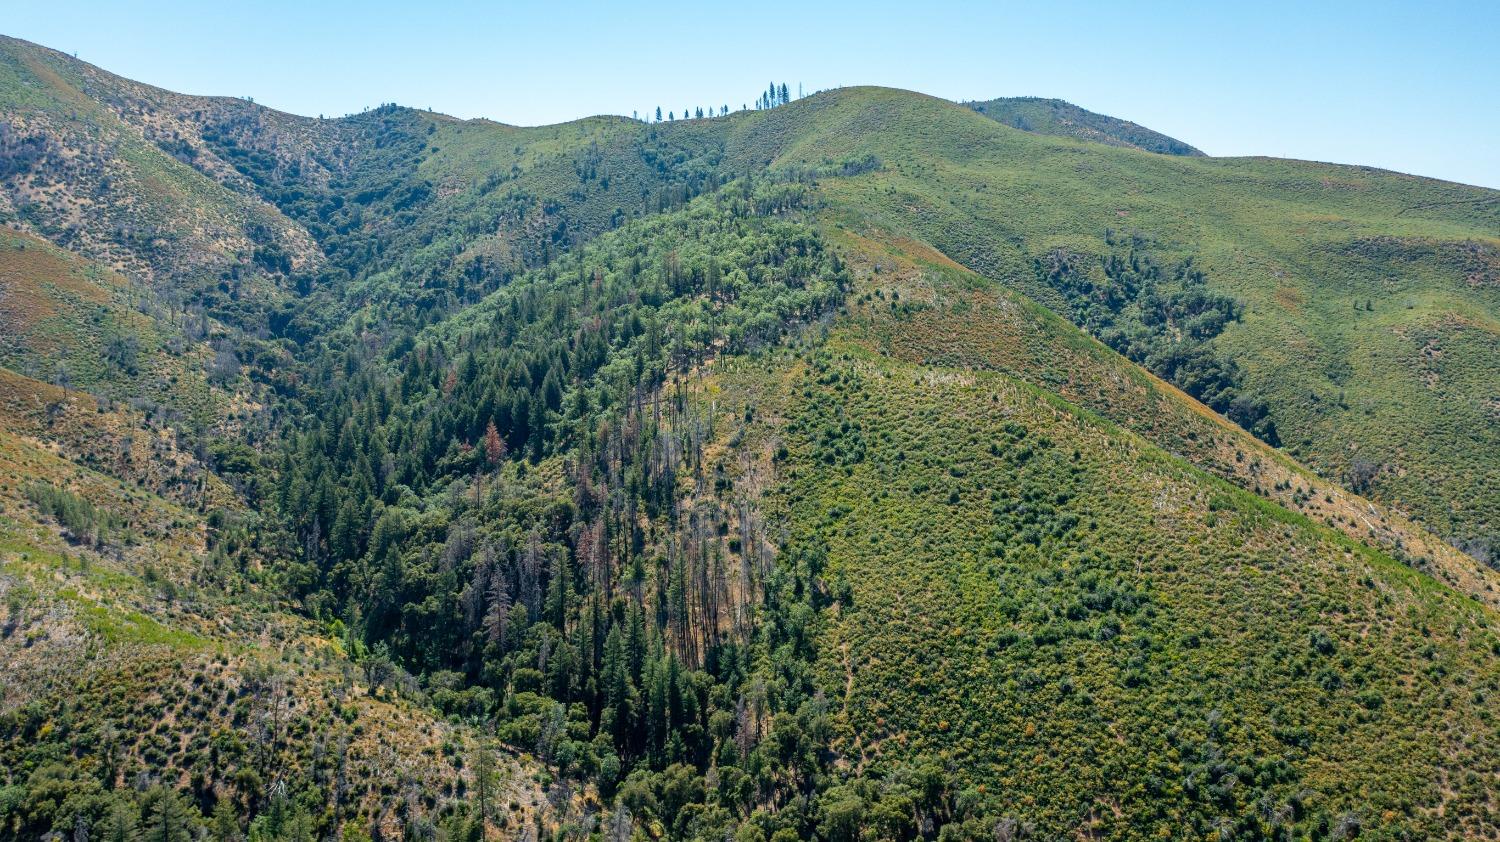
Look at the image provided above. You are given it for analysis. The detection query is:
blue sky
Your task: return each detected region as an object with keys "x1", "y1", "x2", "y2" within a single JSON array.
[{"x1": 7, "y1": 0, "x2": 1498, "y2": 187}]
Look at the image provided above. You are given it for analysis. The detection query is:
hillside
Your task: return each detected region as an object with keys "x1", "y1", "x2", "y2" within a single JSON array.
[
  {"x1": 694, "y1": 86, "x2": 1500, "y2": 557},
  {"x1": 0, "y1": 228, "x2": 221, "y2": 423},
  {"x1": 0, "y1": 370, "x2": 560, "y2": 839},
  {"x1": 965, "y1": 96, "x2": 1205, "y2": 155},
  {"x1": 1, "y1": 35, "x2": 1498, "y2": 842},
  {"x1": 0, "y1": 36, "x2": 320, "y2": 332}
]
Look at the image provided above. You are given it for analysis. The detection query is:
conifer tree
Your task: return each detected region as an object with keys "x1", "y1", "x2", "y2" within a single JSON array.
[
  {"x1": 484, "y1": 420, "x2": 506, "y2": 466},
  {"x1": 141, "y1": 787, "x2": 194, "y2": 842},
  {"x1": 98, "y1": 801, "x2": 142, "y2": 842},
  {"x1": 471, "y1": 737, "x2": 498, "y2": 828},
  {"x1": 210, "y1": 799, "x2": 242, "y2": 842}
]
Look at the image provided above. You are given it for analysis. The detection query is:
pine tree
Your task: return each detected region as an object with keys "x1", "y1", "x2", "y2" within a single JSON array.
[
  {"x1": 625, "y1": 600, "x2": 647, "y2": 683},
  {"x1": 98, "y1": 800, "x2": 142, "y2": 842},
  {"x1": 528, "y1": 393, "x2": 547, "y2": 461},
  {"x1": 484, "y1": 576, "x2": 513, "y2": 648},
  {"x1": 471, "y1": 737, "x2": 498, "y2": 828},
  {"x1": 210, "y1": 798, "x2": 242, "y2": 842},
  {"x1": 603, "y1": 624, "x2": 630, "y2": 717},
  {"x1": 484, "y1": 420, "x2": 506, "y2": 466},
  {"x1": 330, "y1": 498, "x2": 360, "y2": 562},
  {"x1": 141, "y1": 786, "x2": 194, "y2": 842},
  {"x1": 547, "y1": 551, "x2": 571, "y2": 629}
]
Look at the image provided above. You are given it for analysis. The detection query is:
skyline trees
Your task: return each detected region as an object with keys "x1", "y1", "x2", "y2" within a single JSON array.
[{"x1": 643, "y1": 82, "x2": 797, "y2": 123}]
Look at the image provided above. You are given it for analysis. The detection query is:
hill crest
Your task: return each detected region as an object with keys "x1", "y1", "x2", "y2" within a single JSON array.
[{"x1": 966, "y1": 94, "x2": 1205, "y2": 155}]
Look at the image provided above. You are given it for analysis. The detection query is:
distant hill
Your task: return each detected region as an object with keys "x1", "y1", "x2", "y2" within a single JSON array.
[{"x1": 965, "y1": 95, "x2": 1205, "y2": 155}]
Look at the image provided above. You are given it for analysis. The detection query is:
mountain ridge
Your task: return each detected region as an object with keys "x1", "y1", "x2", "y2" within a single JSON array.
[
  {"x1": 2, "y1": 33, "x2": 1500, "y2": 841},
  {"x1": 965, "y1": 94, "x2": 1206, "y2": 156}
]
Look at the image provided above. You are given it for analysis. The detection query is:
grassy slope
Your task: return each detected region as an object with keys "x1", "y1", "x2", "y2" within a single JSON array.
[
  {"x1": 0, "y1": 367, "x2": 243, "y2": 513},
  {"x1": 696, "y1": 248, "x2": 1500, "y2": 834},
  {"x1": 755, "y1": 344, "x2": 1500, "y2": 838},
  {"x1": 691, "y1": 86, "x2": 1500, "y2": 551},
  {"x1": 826, "y1": 227, "x2": 1500, "y2": 611},
  {"x1": 965, "y1": 96, "x2": 1205, "y2": 155},
  {"x1": 0, "y1": 228, "x2": 221, "y2": 424},
  {"x1": 7, "y1": 43, "x2": 1495, "y2": 550},
  {"x1": 3, "y1": 40, "x2": 1499, "y2": 837},
  {"x1": 24, "y1": 46, "x2": 1497, "y2": 556}
]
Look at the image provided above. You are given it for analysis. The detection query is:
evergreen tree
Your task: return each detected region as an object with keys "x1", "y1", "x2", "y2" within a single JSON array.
[
  {"x1": 140, "y1": 786, "x2": 194, "y2": 842},
  {"x1": 98, "y1": 800, "x2": 142, "y2": 842},
  {"x1": 471, "y1": 737, "x2": 498, "y2": 828},
  {"x1": 210, "y1": 798, "x2": 242, "y2": 842}
]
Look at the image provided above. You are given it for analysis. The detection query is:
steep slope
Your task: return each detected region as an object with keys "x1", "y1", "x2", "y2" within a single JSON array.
[
  {"x1": 31, "y1": 39, "x2": 1499, "y2": 560},
  {"x1": 1, "y1": 33, "x2": 729, "y2": 340},
  {"x1": 718, "y1": 227, "x2": 1500, "y2": 838},
  {"x1": 249, "y1": 182, "x2": 1500, "y2": 839},
  {"x1": 0, "y1": 369, "x2": 556, "y2": 839},
  {"x1": 2, "y1": 37, "x2": 1499, "y2": 842},
  {"x1": 198, "y1": 105, "x2": 728, "y2": 327},
  {"x1": 0, "y1": 36, "x2": 320, "y2": 330},
  {"x1": 8, "y1": 40, "x2": 1495, "y2": 557},
  {"x1": 0, "y1": 32, "x2": 720, "y2": 314},
  {"x1": 965, "y1": 95, "x2": 1204, "y2": 155},
  {"x1": 762, "y1": 342, "x2": 1500, "y2": 839},
  {"x1": 0, "y1": 228, "x2": 220, "y2": 423},
  {"x1": 828, "y1": 228, "x2": 1500, "y2": 611},
  {"x1": 691, "y1": 86, "x2": 1500, "y2": 556}
]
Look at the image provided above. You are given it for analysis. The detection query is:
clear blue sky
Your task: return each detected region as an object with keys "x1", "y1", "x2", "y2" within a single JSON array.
[{"x1": 8, "y1": 0, "x2": 1498, "y2": 188}]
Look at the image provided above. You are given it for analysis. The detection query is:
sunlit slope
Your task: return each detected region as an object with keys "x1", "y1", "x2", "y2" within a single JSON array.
[
  {"x1": 696, "y1": 86, "x2": 1500, "y2": 551},
  {"x1": 618, "y1": 204, "x2": 1500, "y2": 837},
  {"x1": 827, "y1": 227, "x2": 1500, "y2": 609},
  {"x1": 0, "y1": 373, "x2": 551, "y2": 838},
  {"x1": 0, "y1": 228, "x2": 221, "y2": 423},
  {"x1": 21, "y1": 34, "x2": 1494, "y2": 558},
  {"x1": 0, "y1": 36, "x2": 320, "y2": 322},
  {"x1": 747, "y1": 339, "x2": 1500, "y2": 839},
  {"x1": 966, "y1": 95, "x2": 1205, "y2": 155}
]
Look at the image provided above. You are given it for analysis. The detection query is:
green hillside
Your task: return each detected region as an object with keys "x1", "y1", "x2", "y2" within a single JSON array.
[
  {"x1": 223, "y1": 184, "x2": 1500, "y2": 839},
  {"x1": 0, "y1": 382, "x2": 553, "y2": 839},
  {"x1": 690, "y1": 86, "x2": 1500, "y2": 556},
  {"x1": 1, "y1": 35, "x2": 1498, "y2": 842},
  {"x1": 965, "y1": 96, "x2": 1205, "y2": 155},
  {"x1": 828, "y1": 229, "x2": 1500, "y2": 613},
  {"x1": 772, "y1": 342, "x2": 1500, "y2": 839},
  {"x1": 0, "y1": 228, "x2": 221, "y2": 423}
]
